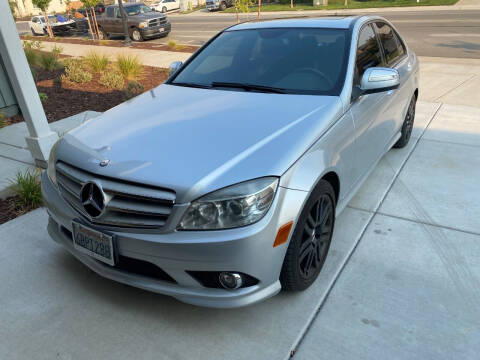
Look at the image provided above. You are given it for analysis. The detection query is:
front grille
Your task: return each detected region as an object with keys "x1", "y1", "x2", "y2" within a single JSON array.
[
  {"x1": 148, "y1": 17, "x2": 167, "y2": 27},
  {"x1": 56, "y1": 161, "x2": 176, "y2": 229}
]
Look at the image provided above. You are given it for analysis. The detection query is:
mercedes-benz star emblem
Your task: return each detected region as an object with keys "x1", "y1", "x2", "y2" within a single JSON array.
[
  {"x1": 99, "y1": 159, "x2": 110, "y2": 167},
  {"x1": 80, "y1": 182, "x2": 105, "y2": 218}
]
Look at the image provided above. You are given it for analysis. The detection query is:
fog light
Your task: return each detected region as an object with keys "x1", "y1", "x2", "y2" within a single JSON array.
[{"x1": 218, "y1": 272, "x2": 243, "y2": 290}]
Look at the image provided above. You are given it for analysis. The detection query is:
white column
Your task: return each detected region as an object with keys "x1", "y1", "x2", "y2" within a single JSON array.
[{"x1": 0, "y1": 0, "x2": 58, "y2": 168}]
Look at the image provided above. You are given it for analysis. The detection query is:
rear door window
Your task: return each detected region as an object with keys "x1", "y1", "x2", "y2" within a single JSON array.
[{"x1": 375, "y1": 22, "x2": 406, "y2": 66}]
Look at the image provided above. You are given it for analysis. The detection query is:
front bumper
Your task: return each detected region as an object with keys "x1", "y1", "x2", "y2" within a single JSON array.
[
  {"x1": 206, "y1": 4, "x2": 220, "y2": 10},
  {"x1": 141, "y1": 22, "x2": 171, "y2": 39},
  {"x1": 42, "y1": 172, "x2": 307, "y2": 308}
]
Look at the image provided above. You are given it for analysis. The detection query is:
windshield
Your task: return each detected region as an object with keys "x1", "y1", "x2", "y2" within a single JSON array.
[
  {"x1": 125, "y1": 4, "x2": 153, "y2": 15},
  {"x1": 171, "y1": 28, "x2": 348, "y2": 95}
]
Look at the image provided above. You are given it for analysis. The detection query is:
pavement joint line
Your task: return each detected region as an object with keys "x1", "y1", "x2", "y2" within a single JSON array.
[
  {"x1": 434, "y1": 74, "x2": 477, "y2": 102},
  {"x1": 0, "y1": 154, "x2": 34, "y2": 166},
  {"x1": 347, "y1": 205, "x2": 480, "y2": 237},
  {"x1": 289, "y1": 101, "x2": 444, "y2": 358},
  {"x1": 419, "y1": 137, "x2": 480, "y2": 149},
  {"x1": 287, "y1": 209, "x2": 375, "y2": 360},
  {"x1": 0, "y1": 140, "x2": 25, "y2": 149}
]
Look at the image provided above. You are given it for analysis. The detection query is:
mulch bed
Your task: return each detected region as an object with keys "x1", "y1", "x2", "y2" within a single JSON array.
[
  {"x1": 6, "y1": 57, "x2": 170, "y2": 125},
  {"x1": 21, "y1": 35, "x2": 199, "y2": 53},
  {"x1": 0, "y1": 196, "x2": 40, "y2": 225}
]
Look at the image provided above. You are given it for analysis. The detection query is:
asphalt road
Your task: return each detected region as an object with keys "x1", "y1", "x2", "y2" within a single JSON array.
[{"x1": 158, "y1": 9, "x2": 480, "y2": 58}]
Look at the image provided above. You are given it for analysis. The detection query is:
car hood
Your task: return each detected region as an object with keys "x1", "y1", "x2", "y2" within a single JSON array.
[
  {"x1": 128, "y1": 13, "x2": 166, "y2": 21},
  {"x1": 59, "y1": 84, "x2": 343, "y2": 203}
]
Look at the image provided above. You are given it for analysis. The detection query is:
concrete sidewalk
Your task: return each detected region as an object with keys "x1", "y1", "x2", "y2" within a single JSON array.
[
  {"x1": 1, "y1": 57, "x2": 479, "y2": 359},
  {"x1": 39, "y1": 41, "x2": 191, "y2": 68}
]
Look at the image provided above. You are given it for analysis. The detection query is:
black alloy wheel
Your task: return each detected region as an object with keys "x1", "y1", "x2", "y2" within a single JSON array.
[{"x1": 280, "y1": 180, "x2": 335, "y2": 291}]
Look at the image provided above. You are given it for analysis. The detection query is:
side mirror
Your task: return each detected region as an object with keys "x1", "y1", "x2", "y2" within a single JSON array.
[
  {"x1": 360, "y1": 67, "x2": 400, "y2": 94},
  {"x1": 169, "y1": 61, "x2": 182, "y2": 76}
]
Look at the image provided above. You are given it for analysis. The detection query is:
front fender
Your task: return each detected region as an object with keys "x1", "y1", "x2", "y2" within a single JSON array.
[{"x1": 279, "y1": 110, "x2": 357, "y2": 211}]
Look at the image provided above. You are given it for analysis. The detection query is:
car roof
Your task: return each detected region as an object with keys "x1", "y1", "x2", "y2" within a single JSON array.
[{"x1": 226, "y1": 16, "x2": 361, "y2": 31}]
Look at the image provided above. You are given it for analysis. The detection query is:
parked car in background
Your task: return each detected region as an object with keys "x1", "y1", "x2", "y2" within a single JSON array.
[
  {"x1": 206, "y1": 0, "x2": 233, "y2": 11},
  {"x1": 43, "y1": 16, "x2": 418, "y2": 308},
  {"x1": 151, "y1": 0, "x2": 180, "y2": 13},
  {"x1": 97, "y1": 3, "x2": 171, "y2": 41},
  {"x1": 30, "y1": 15, "x2": 76, "y2": 36}
]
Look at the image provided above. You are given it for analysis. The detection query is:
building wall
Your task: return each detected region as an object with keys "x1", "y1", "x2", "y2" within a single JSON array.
[{"x1": 14, "y1": 0, "x2": 67, "y2": 17}]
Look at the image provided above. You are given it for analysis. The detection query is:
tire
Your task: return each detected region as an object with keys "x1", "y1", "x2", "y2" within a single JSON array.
[
  {"x1": 98, "y1": 27, "x2": 108, "y2": 40},
  {"x1": 31, "y1": 27, "x2": 37, "y2": 36},
  {"x1": 280, "y1": 180, "x2": 336, "y2": 291},
  {"x1": 219, "y1": 1, "x2": 227, "y2": 10},
  {"x1": 130, "y1": 27, "x2": 143, "y2": 42},
  {"x1": 393, "y1": 93, "x2": 416, "y2": 149},
  {"x1": 162, "y1": 6, "x2": 167, "y2": 13}
]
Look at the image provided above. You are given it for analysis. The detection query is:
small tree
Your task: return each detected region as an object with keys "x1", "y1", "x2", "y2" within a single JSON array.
[
  {"x1": 32, "y1": 0, "x2": 54, "y2": 37},
  {"x1": 82, "y1": 0, "x2": 101, "y2": 40},
  {"x1": 234, "y1": 0, "x2": 253, "y2": 23}
]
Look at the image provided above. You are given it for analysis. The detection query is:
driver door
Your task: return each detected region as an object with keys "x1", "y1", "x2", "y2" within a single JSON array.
[{"x1": 349, "y1": 23, "x2": 391, "y2": 185}]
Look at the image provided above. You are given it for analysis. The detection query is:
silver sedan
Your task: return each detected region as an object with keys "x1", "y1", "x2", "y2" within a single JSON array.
[{"x1": 42, "y1": 15, "x2": 419, "y2": 308}]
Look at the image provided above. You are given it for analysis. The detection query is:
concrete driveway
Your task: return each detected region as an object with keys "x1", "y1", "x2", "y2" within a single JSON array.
[{"x1": 1, "y1": 57, "x2": 479, "y2": 360}]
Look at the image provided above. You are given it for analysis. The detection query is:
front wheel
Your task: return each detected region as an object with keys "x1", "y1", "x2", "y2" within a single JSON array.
[
  {"x1": 162, "y1": 6, "x2": 167, "y2": 12},
  {"x1": 393, "y1": 94, "x2": 416, "y2": 149},
  {"x1": 280, "y1": 180, "x2": 336, "y2": 291},
  {"x1": 130, "y1": 27, "x2": 143, "y2": 42},
  {"x1": 219, "y1": 1, "x2": 227, "y2": 10}
]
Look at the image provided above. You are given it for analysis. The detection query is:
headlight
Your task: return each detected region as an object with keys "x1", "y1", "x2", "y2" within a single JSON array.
[
  {"x1": 47, "y1": 139, "x2": 61, "y2": 185},
  {"x1": 138, "y1": 22, "x2": 148, "y2": 29},
  {"x1": 178, "y1": 177, "x2": 278, "y2": 230}
]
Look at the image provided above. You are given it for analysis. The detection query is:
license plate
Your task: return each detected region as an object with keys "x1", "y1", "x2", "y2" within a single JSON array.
[
  {"x1": 72, "y1": 222, "x2": 115, "y2": 266},
  {"x1": 159, "y1": 27, "x2": 164, "y2": 32}
]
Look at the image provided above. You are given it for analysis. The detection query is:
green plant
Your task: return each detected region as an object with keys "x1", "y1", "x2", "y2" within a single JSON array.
[
  {"x1": 123, "y1": 80, "x2": 144, "y2": 100},
  {"x1": 38, "y1": 92, "x2": 48, "y2": 102},
  {"x1": 63, "y1": 59, "x2": 92, "y2": 83},
  {"x1": 99, "y1": 69, "x2": 124, "y2": 89},
  {"x1": 53, "y1": 76, "x2": 62, "y2": 86},
  {"x1": 10, "y1": 170, "x2": 43, "y2": 211},
  {"x1": 84, "y1": 51, "x2": 109, "y2": 72},
  {"x1": 9, "y1": 0, "x2": 17, "y2": 19},
  {"x1": 167, "y1": 40, "x2": 186, "y2": 51},
  {"x1": 116, "y1": 54, "x2": 142, "y2": 80},
  {"x1": 38, "y1": 52, "x2": 61, "y2": 71},
  {"x1": 23, "y1": 40, "x2": 43, "y2": 67},
  {"x1": 51, "y1": 44, "x2": 63, "y2": 57}
]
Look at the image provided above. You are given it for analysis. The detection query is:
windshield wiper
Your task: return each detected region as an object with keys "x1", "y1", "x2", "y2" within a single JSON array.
[
  {"x1": 210, "y1": 82, "x2": 287, "y2": 94},
  {"x1": 171, "y1": 82, "x2": 211, "y2": 89}
]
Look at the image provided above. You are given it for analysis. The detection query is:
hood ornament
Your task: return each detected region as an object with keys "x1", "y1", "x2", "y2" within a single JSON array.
[{"x1": 99, "y1": 159, "x2": 110, "y2": 167}]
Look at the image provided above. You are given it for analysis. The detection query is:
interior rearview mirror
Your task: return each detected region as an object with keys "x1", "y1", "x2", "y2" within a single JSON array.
[
  {"x1": 169, "y1": 61, "x2": 183, "y2": 76},
  {"x1": 360, "y1": 67, "x2": 400, "y2": 94}
]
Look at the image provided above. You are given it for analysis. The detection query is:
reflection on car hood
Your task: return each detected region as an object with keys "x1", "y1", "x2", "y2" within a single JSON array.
[{"x1": 60, "y1": 84, "x2": 343, "y2": 203}]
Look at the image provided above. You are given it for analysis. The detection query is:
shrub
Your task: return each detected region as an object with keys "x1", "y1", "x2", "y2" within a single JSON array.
[
  {"x1": 53, "y1": 76, "x2": 61, "y2": 86},
  {"x1": 63, "y1": 59, "x2": 92, "y2": 83},
  {"x1": 10, "y1": 170, "x2": 42, "y2": 211},
  {"x1": 30, "y1": 67, "x2": 38, "y2": 81},
  {"x1": 51, "y1": 44, "x2": 63, "y2": 57},
  {"x1": 84, "y1": 51, "x2": 109, "y2": 72},
  {"x1": 167, "y1": 40, "x2": 185, "y2": 51},
  {"x1": 38, "y1": 52, "x2": 61, "y2": 71},
  {"x1": 24, "y1": 47, "x2": 38, "y2": 67},
  {"x1": 123, "y1": 80, "x2": 144, "y2": 100},
  {"x1": 0, "y1": 113, "x2": 6, "y2": 129},
  {"x1": 99, "y1": 70, "x2": 124, "y2": 89},
  {"x1": 116, "y1": 54, "x2": 142, "y2": 80},
  {"x1": 38, "y1": 92, "x2": 48, "y2": 102}
]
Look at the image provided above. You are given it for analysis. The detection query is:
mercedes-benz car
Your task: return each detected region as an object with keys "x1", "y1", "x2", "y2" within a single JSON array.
[{"x1": 42, "y1": 16, "x2": 418, "y2": 308}]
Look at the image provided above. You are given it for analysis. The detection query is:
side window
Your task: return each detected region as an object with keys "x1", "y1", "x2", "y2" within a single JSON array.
[
  {"x1": 106, "y1": 7, "x2": 114, "y2": 17},
  {"x1": 376, "y1": 22, "x2": 405, "y2": 66},
  {"x1": 355, "y1": 24, "x2": 382, "y2": 85}
]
